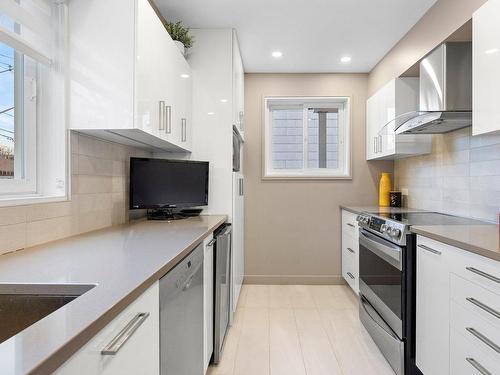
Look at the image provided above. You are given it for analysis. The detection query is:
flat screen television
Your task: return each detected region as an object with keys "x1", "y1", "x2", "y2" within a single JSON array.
[{"x1": 129, "y1": 158, "x2": 209, "y2": 210}]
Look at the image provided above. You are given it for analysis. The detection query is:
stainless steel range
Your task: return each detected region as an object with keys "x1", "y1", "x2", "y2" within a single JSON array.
[{"x1": 356, "y1": 210, "x2": 484, "y2": 375}]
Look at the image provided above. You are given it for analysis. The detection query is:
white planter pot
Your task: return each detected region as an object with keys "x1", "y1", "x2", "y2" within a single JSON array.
[{"x1": 174, "y1": 40, "x2": 185, "y2": 55}]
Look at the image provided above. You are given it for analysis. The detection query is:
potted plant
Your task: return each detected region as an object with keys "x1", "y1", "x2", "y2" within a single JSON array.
[{"x1": 164, "y1": 20, "x2": 193, "y2": 56}]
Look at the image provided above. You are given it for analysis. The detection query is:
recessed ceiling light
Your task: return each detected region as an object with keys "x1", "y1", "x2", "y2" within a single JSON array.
[
  {"x1": 180, "y1": 73, "x2": 190, "y2": 78},
  {"x1": 485, "y1": 48, "x2": 499, "y2": 55},
  {"x1": 340, "y1": 56, "x2": 352, "y2": 63},
  {"x1": 220, "y1": 99, "x2": 228, "y2": 103},
  {"x1": 208, "y1": 112, "x2": 215, "y2": 115},
  {"x1": 272, "y1": 51, "x2": 283, "y2": 58}
]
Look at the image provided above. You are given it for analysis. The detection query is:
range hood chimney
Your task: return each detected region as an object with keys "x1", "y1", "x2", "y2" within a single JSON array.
[{"x1": 395, "y1": 42, "x2": 472, "y2": 135}]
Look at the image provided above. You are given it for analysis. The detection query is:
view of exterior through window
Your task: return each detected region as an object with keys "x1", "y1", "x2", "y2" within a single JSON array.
[
  {"x1": 265, "y1": 97, "x2": 350, "y2": 179},
  {"x1": 0, "y1": 41, "x2": 14, "y2": 178}
]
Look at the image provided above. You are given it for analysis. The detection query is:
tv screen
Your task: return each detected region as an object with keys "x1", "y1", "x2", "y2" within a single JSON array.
[{"x1": 130, "y1": 158, "x2": 209, "y2": 209}]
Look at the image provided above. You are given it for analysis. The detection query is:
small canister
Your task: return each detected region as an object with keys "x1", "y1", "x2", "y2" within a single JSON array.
[{"x1": 390, "y1": 191, "x2": 402, "y2": 208}]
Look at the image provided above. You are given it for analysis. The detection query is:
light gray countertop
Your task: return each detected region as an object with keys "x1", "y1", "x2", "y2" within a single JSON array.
[
  {"x1": 340, "y1": 205, "x2": 426, "y2": 215},
  {"x1": 0, "y1": 215, "x2": 226, "y2": 375}
]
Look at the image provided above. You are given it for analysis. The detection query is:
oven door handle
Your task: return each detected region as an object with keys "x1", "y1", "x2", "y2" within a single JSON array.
[{"x1": 359, "y1": 229, "x2": 402, "y2": 270}]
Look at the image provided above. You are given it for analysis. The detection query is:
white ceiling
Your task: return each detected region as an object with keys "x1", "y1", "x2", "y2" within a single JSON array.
[{"x1": 155, "y1": 0, "x2": 438, "y2": 73}]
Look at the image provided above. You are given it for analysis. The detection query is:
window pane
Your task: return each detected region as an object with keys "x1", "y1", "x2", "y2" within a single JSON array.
[
  {"x1": 307, "y1": 108, "x2": 339, "y2": 169},
  {"x1": 0, "y1": 41, "x2": 14, "y2": 178},
  {"x1": 271, "y1": 108, "x2": 303, "y2": 169}
]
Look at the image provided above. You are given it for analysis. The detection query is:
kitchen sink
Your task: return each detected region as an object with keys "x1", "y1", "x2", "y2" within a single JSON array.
[{"x1": 0, "y1": 283, "x2": 96, "y2": 344}]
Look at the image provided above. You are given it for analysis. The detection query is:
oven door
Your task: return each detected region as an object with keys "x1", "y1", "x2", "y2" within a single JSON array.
[{"x1": 359, "y1": 228, "x2": 403, "y2": 339}]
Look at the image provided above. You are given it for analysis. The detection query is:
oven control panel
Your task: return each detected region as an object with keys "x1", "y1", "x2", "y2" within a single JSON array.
[{"x1": 356, "y1": 214, "x2": 406, "y2": 244}]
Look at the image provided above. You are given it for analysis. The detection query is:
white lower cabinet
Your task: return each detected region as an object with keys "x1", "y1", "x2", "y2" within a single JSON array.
[
  {"x1": 341, "y1": 210, "x2": 359, "y2": 293},
  {"x1": 232, "y1": 172, "x2": 244, "y2": 312},
  {"x1": 54, "y1": 282, "x2": 159, "y2": 375},
  {"x1": 416, "y1": 235, "x2": 500, "y2": 375},
  {"x1": 415, "y1": 236, "x2": 450, "y2": 375},
  {"x1": 203, "y1": 234, "x2": 214, "y2": 372}
]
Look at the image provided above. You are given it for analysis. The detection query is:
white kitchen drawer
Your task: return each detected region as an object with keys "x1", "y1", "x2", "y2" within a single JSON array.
[
  {"x1": 55, "y1": 282, "x2": 159, "y2": 375},
  {"x1": 450, "y1": 273, "x2": 500, "y2": 331},
  {"x1": 451, "y1": 300, "x2": 500, "y2": 358},
  {"x1": 450, "y1": 328, "x2": 500, "y2": 375},
  {"x1": 342, "y1": 232, "x2": 359, "y2": 258},
  {"x1": 342, "y1": 210, "x2": 359, "y2": 238},
  {"x1": 450, "y1": 251, "x2": 500, "y2": 298},
  {"x1": 342, "y1": 247, "x2": 358, "y2": 294}
]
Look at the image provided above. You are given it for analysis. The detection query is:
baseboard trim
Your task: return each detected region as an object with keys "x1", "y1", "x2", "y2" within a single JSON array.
[{"x1": 244, "y1": 275, "x2": 346, "y2": 285}]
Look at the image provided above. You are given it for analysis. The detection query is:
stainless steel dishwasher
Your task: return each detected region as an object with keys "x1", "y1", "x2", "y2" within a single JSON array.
[{"x1": 160, "y1": 243, "x2": 204, "y2": 375}]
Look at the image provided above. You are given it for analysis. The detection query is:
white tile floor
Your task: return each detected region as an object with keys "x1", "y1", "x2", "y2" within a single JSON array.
[{"x1": 208, "y1": 285, "x2": 395, "y2": 375}]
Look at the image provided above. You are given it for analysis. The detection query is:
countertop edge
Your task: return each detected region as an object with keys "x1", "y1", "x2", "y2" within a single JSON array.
[
  {"x1": 30, "y1": 216, "x2": 227, "y2": 375},
  {"x1": 411, "y1": 226, "x2": 500, "y2": 263},
  {"x1": 339, "y1": 205, "x2": 362, "y2": 214}
]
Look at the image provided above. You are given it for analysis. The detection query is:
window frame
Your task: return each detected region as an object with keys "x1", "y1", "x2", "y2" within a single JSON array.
[
  {"x1": 263, "y1": 96, "x2": 352, "y2": 180},
  {"x1": 0, "y1": 51, "x2": 38, "y2": 195},
  {"x1": 0, "y1": 0, "x2": 69, "y2": 205}
]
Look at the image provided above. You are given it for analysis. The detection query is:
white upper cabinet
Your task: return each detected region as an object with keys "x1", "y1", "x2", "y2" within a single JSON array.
[
  {"x1": 472, "y1": 0, "x2": 500, "y2": 136},
  {"x1": 232, "y1": 31, "x2": 245, "y2": 139},
  {"x1": 366, "y1": 78, "x2": 432, "y2": 160},
  {"x1": 69, "y1": 0, "x2": 192, "y2": 152}
]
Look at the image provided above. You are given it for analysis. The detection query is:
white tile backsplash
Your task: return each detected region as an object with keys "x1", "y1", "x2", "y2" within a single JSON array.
[
  {"x1": 0, "y1": 132, "x2": 152, "y2": 255},
  {"x1": 395, "y1": 127, "x2": 500, "y2": 223}
]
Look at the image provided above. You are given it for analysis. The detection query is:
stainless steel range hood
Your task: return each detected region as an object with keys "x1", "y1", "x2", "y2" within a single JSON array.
[{"x1": 395, "y1": 42, "x2": 472, "y2": 135}]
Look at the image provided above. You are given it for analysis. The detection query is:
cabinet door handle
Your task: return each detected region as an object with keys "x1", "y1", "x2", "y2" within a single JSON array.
[
  {"x1": 466, "y1": 327, "x2": 500, "y2": 353},
  {"x1": 239, "y1": 111, "x2": 244, "y2": 130},
  {"x1": 181, "y1": 118, "x2": 187, "y2": 142},
  {"x1": 466, "y1": 358, "x2": 492, "y2": 375},
  {"x1": 466, "y1": 267, "x2": 500, "y2": 284},
  {"x1": 158, "y1": 101, "x2": 165, "y2": 131},
  {"x1": 347, "y1": 247, "x2": 355, "y2": 254},
  {"x1": 466, "y1": 297, "x2": 500, "y2": 320},
  {"x1": 347, "y1": 223, "x2": 355, "y2": 228},
  {"x1": 207, "y1": 238, "x2": 216, "y2": 247},
  {"x1": 101, "y1": 312, "x2": 150, "y2": 355},
  {"x1": 238, "y1": 178, "x2": 244, "y2": 196},
  {"x1": 347, "y1": 272, "x2": 355, "y2": 280},
  {"x1": 417, "y1": 244, "x2": 442, "y2": 255},
  {"x1": 165, "y1": 106, "x2": 171, "y2": 134}
]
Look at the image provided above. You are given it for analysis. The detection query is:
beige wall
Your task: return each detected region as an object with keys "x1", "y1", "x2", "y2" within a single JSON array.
[
  {"x1": 368, "y1": 0, "x2": 486, "y2": 95},
  {"x1": 0, "y1": 132, "x2": 150, "y2": 256},
  {"x1": 244, "y1": 74, "x2": 392, "y2": 284}
]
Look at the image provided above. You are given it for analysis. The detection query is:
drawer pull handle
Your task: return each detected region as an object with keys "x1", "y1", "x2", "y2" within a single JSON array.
[
  {"x1": 101, "y1": 312, "x2": 150, "y2": 355},
  {"x1": 466, "y1": 267, "x2": 500, "y2": 284},
  {"x1": 466, "y1": 297, "x2": 500, "y2": 320},
  {"x1": 466, "y1": 327, "x2": 500, "y2": 353},
  {"x1": 347, "y1": 247, "x2": 355, "y2": 254},
  {"x1": 347, "y1": 223, "x2": 355, "y2": 228},
  {"x1": 417, "y1": 244, "x2": 441, "y2": 255},
  {"x1": 347, "y1": 272, "x2": 355, "y2": 280},
  {"x1": 466, "y1": 357, "x2": 492, "y2": 375}
]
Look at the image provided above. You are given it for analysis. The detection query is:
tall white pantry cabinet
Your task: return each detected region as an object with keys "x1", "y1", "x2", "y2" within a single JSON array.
[{"x1": 189, "y1": 29, "x2": 245, "y2": 313}]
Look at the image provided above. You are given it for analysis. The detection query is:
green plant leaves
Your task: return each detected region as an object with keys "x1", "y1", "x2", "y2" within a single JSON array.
[{"x1": 164, "y1": 20, "x2": 193, "y2": 49}]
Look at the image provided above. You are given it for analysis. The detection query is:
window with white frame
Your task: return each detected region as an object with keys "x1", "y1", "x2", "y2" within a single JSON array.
[
  {"x1": 263, "y1": 97, "x2": 351, "y2": 179},
  {"x1": 0, "y1": 0, "x2": 67, "y2": 201}
]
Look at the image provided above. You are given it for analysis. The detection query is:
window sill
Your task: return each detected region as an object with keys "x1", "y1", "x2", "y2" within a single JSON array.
[
  {"x1": 0, "y1": 194, "x2": 69, "y2": 207},
  {"x1": 262, "y1": 173, "x2": 352, "y2": 181}
]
